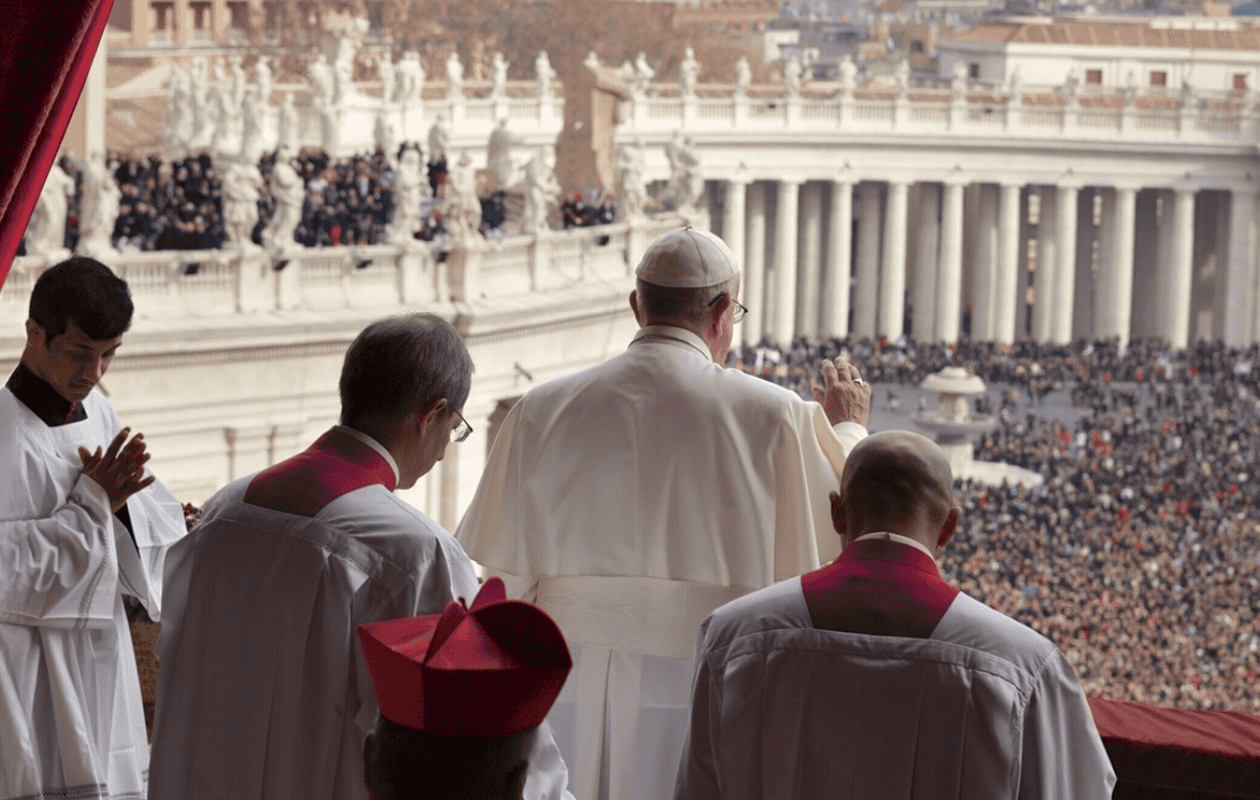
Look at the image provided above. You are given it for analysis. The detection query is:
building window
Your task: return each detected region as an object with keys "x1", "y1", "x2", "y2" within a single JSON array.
[
  {"x1": 1234, "y1": 73, "x2": 1248, "y2": 91},
  {"x1": 190, "y1": 2, "x2": 212, "y2": 39},
  {"x1": 151, "y1": 1, "x2": 174, "y2": 41},
  {"x1": 228, "y1": 1, "x2": 248, "y2": 32},
  {"x1": 1085, "y1": 69, "x2": 1102, "y2": 85},
  {"x1": 264, "y1": 2, "x2": 284, "y2": 33},
  {"x1": 910, "y1": 39, "x2": 924, "y2": 55},
  {"x1": 968, "y1": 62, "x2": 980, "y2": 80},
  {"x1": 1150, "y1": 71, "x2": 1167, "y2": 87}
]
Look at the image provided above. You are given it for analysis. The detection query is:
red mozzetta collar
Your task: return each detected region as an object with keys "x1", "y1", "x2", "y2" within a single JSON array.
[
  {"x1": 244, "y1": 428, "x2": 398, "y2": 518},
  {"x1": 800, "y1": 537, "x2": 959, "y2": 639}
]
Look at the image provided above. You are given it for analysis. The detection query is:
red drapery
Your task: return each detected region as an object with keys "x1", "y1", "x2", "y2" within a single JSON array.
[{"x1": 0, "y1": 0, "x2": 115, "y2": 290}]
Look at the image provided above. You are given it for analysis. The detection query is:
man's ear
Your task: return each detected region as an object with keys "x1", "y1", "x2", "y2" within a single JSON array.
[
  {"x1": 629, "y1": 290, "x2": 642, "y2": 325},
  {"x1": 936, "y1": 507, "x2": 960, "y2": 551},
  {"x1": 24, "y1": 318, "x2": 44, "y2": 350},
  {"x1": 417, "y1": 397, "x2": 448, "y2": 433},
  {"x1": 829, "y1": 491, "x2": 848, "y2": 543}
]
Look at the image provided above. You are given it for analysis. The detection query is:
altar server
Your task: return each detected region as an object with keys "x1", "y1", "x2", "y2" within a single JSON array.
[
  {"x1": 149, "y1": 313, "x2": 573, "y2": 800},
  {"x1": 456, "y1": 227, "x2": 871, "y2": 800},
  {"x1": 359, "y1": 577, "x2": 572, "y2": 800},
  {"x1": 675, "y1": 431, "x2": 1116, "y2": 800},
  {"x1": 1, "y1": 256, "x2": 186, "y2": 800}
]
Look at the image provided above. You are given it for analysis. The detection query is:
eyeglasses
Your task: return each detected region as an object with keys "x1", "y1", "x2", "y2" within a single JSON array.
[
  {"x1": 451, "y1": 408, "x2": 473, "y2": 444},
  {"x1": 708, "y1": 293, "x2": 749, "y2": 324}
]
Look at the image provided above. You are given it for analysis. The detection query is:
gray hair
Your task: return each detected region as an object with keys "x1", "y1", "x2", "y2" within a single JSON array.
[
  {"x1": 339, "y1": 313, "x2": 473, "y2": 431},
  {"x1": 635, "y1": 275, "x2": 739, "y2": 327}
]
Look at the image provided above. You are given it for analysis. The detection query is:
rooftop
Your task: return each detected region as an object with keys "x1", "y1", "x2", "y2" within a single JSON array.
[{"x1": 948, "y1": 18, "x2": 1260, "y2": 49}]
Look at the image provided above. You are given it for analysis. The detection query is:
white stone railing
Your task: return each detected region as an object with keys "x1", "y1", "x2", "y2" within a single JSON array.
[
  {"x1": 617, "y1": 82, "x2": 1259, "y2": 145},
  {"x1": 0, "y1": 219, "x2": 682, "y2": 321}
]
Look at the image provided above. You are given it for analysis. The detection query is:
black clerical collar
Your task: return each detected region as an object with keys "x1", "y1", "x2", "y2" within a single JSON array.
[{"x1": 6, "y1": 362, "x2": 88, "y2": 427}]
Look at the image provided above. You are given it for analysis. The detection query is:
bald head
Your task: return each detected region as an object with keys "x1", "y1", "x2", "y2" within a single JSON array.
[{"x1": 832, "y1": 431, "x2": 959, "y2": 553}]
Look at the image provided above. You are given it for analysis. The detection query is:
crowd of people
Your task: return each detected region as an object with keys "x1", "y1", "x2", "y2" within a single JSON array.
[{"x1": 733, "y1": 335, "x2": 1260, "y2": 713}]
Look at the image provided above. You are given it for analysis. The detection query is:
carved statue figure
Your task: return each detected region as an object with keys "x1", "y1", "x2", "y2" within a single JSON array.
[
  {"x1": 583, "y1": 51, "x2": 600, "y2": 72},
  {"x1": 445, "y1": 151, "x2": 481, "y2": 241},
  {"x1": 1063, "y1": 67, "x2": 1080, "y2": 106},
  {"x1": 665, "y1": 129, "x2": 703, "y2": 213},
  {"x1": 490, "y1": 52, "x2": 508, "y2": 99},
  {"x1": 76, "y1": 151, "x2": 120, "y2": 260},
  {"x1": 163, "y1": 62, "x2": 195, "y2": 158},
  {"x1": 389, "y1": 147, "x2": 425, "y2": 245},
  {"x1": 1007, "y1": 65, "x2": 1023, "y2": 104},
  {"x1": 229, "y1": 54, "x2": 247, "y2": 109},
  {"x1": 1123, "y1": 70, "x2": 1137, "y2": 105},
  {"x1": 222, "y1": 156, "x2": 264, "y2": 251},
  {"x1": 614, "y1": 137, "x2": 647, "y2": 221},
  {"x1": 188, "y1": 56, "x2": 213, "y2": 152},
  {"x1": 374, "y1": 111, "x2": 398, "y2": 168},
  {"x1": 445, "y1": 51, "x2": 464, "y2": 101},
  {"x1": 679, "y1": 46, "x2": 699, "y2": 97},
  {"x1": 784, "y1": 56, "x2": 802, "y2": 98},
  {"x1": 522, "y1": 147, "x2": 561, "y2": 233},
  {"x1": 308, "y1": 52, "x2": 334, "y2": 108},
  {"x1": 262, "y1": 145, "x2": 304, "y2": 253},
  {"x1": 241, "y1": 86, "x2": 265, "y2": 163},
  {"x1": 633, "y1": 52, "x2": 655, "y2": 95},
  {"x1": 951, "y1": 59, "x2": 968, "y2": 98},
  {"x1": 25, "y1": 162, "x2": 75, "y2": 260},
  {"x1": 209, "y1": 58, "x2": 240, "y2": 156},
  {"x1": 255, "y1": 55, "x2": 274, "y2": 107},
  {"x1": 894, "y1": 58, "x2": 911, "y2": 93},
  {"x1": 277, "y1": 91, "x2": 299, "y2": 155},
  {"x1": 397, "y1": 50, "x2": 426, "y2": 104},
  {"x1": 377, "y1": 53, "x2": 395, "y2": 107},
  {"x1": 839, "y1": 54, "x2": 857, "y2": 93},
  {"x1": 536, "y1": 50, "x2": 558, "y2": 99},
  {"x1": 333, "y1": 26, "x2": 360, "y2": 105},
  {"x1": 487, "y1": 117, "x2": 519, "y2": 190},
  {"x1": 428, "y1": 115, "x2": 450, "y2": 162},
  {"x1": 735, "y1": 56, "x2": 752, "y2": 96}
]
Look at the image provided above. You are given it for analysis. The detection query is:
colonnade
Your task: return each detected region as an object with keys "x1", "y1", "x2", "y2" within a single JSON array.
[{"x1": 717, "y1": 177, "x2": 1260, "y2": 349}]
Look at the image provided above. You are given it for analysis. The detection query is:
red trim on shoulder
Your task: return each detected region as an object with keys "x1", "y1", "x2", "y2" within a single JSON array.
[
  {"x1": 801, "y1": 537, "x2": 959, "y2": 638},
  {"x1": 244, "y1": 428, "x2": 397, "y2": 517}
]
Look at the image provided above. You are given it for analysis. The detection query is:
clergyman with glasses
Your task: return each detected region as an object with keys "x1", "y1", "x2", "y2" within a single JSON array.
[
  {"x1": 456, "y1": 227, "x2": 872, "y2": 800},
  {"x1": 149, "y1": 313, "x2": 575, "y2": 800}
]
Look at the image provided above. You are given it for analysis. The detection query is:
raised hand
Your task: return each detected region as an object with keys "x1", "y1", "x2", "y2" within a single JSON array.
[
  {"x1": 812, "y1": 359, "x2": 872, "y2": 427},
  {"x1": 79, "y1": 428, "x2": 156, "y2": 514}
]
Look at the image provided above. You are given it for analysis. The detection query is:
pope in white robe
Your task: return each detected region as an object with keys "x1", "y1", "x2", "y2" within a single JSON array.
[
  {"x1": 456, "y1": 228, "x2": 870, "y2": 800},
  {"x1": 1, "y1": 367, "x2": 185, "y2": 800}
]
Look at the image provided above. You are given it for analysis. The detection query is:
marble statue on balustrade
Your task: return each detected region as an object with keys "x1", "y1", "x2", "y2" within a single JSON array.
[
  {"x1": 634, "y1": 52, "x2": 655, "y2": 95},
  {"x1": 377, "y1": 53, "x2": 395, "y2": 107},
  {"x1": 491, "y1": 52, "x2": 509, "y2": 99},
  {"x1": 445, "y1": 51, "x2": 464, "y2": 101},
  {"x1": 445, "y1": 151, "x2": 481, "y2": 241},
  {"x1": 680, "y1": 47, "x2": 699, "y2": 98},
  {"x1": 894, "y1": 58, "x2": 911, "y2": 94},
  {"x1": 839, "y1": 54, "x2": 857, "y2": 93},
  {"x1": 664, "y1": 130, "x2": 703, "y2": 217},
  {"x1": 522, "y1": 148, "x2": 561, "y2": 233},
  {"x1": 308, "y1": 52, "x2": 335, "y2": 108},
  {"x1": 25, "y1": 163, "x2": 74, "y2": 261},
  {"x1": 374, "y1": 111, "x2": 399, "y2": 168},
  {"x1": 189, "y1": 56, "x2": 213, "y2": 152},
  {"x1": 950, "y1": 60, "x2": 967, "y2": 99},
  {"x1": 735, "y1": 56, "x2": 752, "y2": 97},
  {"x1": 428, "y1": 115, "x2": 450, "y2": 163},
  {"x1": 278, "y1": 91, "x2": 300, "y2": 155},
  {"x1": 76, "y1": 152, "x2": 120, "y2": 261},
  {"x1": 222, "y1": 156, "x2": 264, "y2": 252},
  {"x1": 784, "y1": 56, "x2": 802, "y2": 98},
  {"x1": 397, "y1": 51, "x2": 425, "y2": 104},
  {"x1": 536, "y1": 50, "x2": 557, "y2": 100},
  {"x1": 229, "y1": 54, "x2": 247, "y2": 109},
  {"x1": 262, "y1": 145, "x2": 305, "y2": 254},
  {"x1": 583, "y1": 51, "x2": 600, "y2": 73},
  {"x1": 210, "y1": 59, "x2": 243, "y2": 157},
  {"x1": 333, "y1": 24, "x2": 362, "y2": 106},
  {"x1": 388, "y1": 147, "x2": 425, "y2": 246},
  {"x1": 615, "y1": 138, "x2": 647, "y2": 221},
  {"x1": 1062, "y1": 67, "x2": 1080, "y2": 107},
  {"x1": 256, "y1": 55, "x2": 274, "y2": 107},
  {"x1": 487, "y1": 117, "x2": 520, "y2": 190},
  {"x1": 241, "y1": 87, "x2": 266, "y2": 164},
  {"x1": 163, "y1": 62, "x2": 195, "y2": 159},
  {"x1": 1007, "y1": 66, "x2": 1023, "y2": 104}
]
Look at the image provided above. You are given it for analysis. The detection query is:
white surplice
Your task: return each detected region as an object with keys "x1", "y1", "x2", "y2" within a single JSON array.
[
  {"x1": 675, "y1": 577, "x2": 1117, "y2": 800},
  {"x1": 456, "y1": 326, "x2": 867, "y2": 800},
  {"x1": 149, "y1": 469, "x2": 575, "y2": 800},
  {"x1": 0, "y1": 388, "x2": 185, "y2": 800}
]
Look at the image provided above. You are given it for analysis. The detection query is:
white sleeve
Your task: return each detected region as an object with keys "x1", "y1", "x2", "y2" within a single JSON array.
[
  {"x1": 833, "y1": 421, "x2": 869, "y2": 454},
  {"x1": 0, "y1": 471, "x2": 119, "y2": 628},
  {"x1": 673, "y1": 616, "x2": 722, "y2": 800},
  {"x1": 523, "y1": 720, "x2": 576, "y2": 800},
  {"x1": 1017, "y1": 651, "x2": 1117, "y2": 800}
]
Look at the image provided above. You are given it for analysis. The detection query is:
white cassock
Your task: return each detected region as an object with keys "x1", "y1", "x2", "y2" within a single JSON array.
[
  {"x1": 456, "y1": 326, "x2": 867, "y2": 800},
  {"x1": 675, "y1": 577, "x2": 1117, "y2": 800},
  {"x1": 0, "y1": 388, "x2": 185, "y2": 800},
  {"x1": 149, "y1": 427, "x2": 574, "y2": 800}
]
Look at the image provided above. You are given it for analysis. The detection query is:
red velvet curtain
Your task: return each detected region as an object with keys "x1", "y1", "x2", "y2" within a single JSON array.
[{"x1": 0, "y1": 0, "x2": 115, "y2": 290}]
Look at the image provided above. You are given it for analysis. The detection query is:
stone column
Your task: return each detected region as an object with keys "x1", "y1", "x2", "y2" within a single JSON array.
[
  {"x1": 1072, "y1": 188, "x2": 1097, "y2": 341},
  {"x1": 912, "y1": 182, "x2": 941, "y2": 341},
  {"x1": 797, "y1": 182, "x2": 824, "y2": 337},
  {"x1": 854, "y1": 182, "x2": 882, "y2": 337},
  {"x1": 821, "y1": 179, "x2": 854, "y2": 338},
  {"x1": 995, "y1": 182, "x2": 1022, "y2": 344},
  {"x1": 773, "y1": 179, "x2": 801, "y2": 345},
  {"x1": 722, "y1": 178, "x2": 747, "y2": 284},
  {"x1": 1014, "y1": 188, "x2": 1032, "y2": 339},
  {"x1": 1096, "y1": 187, "x2": 1136, "y2": 348},
  {"x1": 1161, "y1": 189, "x2": 1196, "y2": 349},
  {"x1": 971, "y1": 184, "x2": 999, "y2": 341},
  {"x1": 1051, "y1": 184, "x2": 1079, "y2": 345},
  {"x1": 1224, "y1": 188, "x2": 1257, "y2": 347},
  {"x1": 1032, "y1": 186, "x2": 1057, "y2": 342},
  {"x1": 1131, "y1": 190, "x2": 1160, "y2": 340},
  {"x1": 744, "y1": 183, "x2": 768, "y2": 345},
  {"x1": 878, "y1": 180, "x2": 909, "y2": 340},
  {"x1": 936, "y1": 181, "x2": 965, "y2": 343}
]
